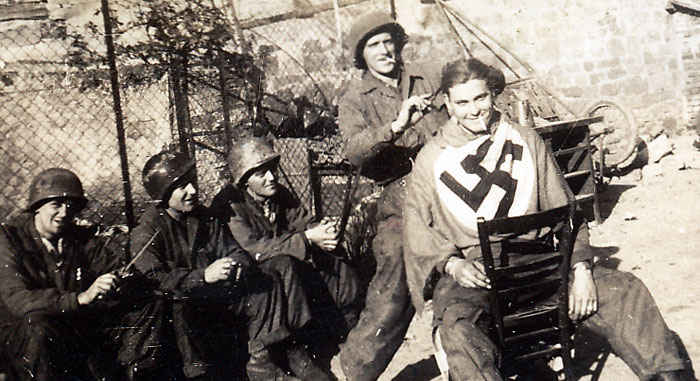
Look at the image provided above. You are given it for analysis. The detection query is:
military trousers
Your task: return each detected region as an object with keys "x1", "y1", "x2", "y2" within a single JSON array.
[
  {"x1": 340, "y1": 179, "x2": 416, "y2": 381},
  {"x1": 432, "y1": 266, "x2": 690, "y2": 381},
  {"x1": 0, "y1": 312, "x2": 115, "y2": 381},
  {"x1": 172, "y1": 255, "x2": 313, "y2": 379}
]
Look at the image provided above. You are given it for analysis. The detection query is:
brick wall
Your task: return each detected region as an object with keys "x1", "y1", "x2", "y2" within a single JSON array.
[
  {"x1": 398, "y1": 0, "x2": 694, "y2": 136},
  {"x1": 671, "y1": 6, "x2": 700, "y2": 133}
]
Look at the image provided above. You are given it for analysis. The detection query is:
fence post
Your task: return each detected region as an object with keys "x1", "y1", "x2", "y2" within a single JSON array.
[
  {"x1": 217, "y1": 52, "x2": 233, "y2": 155},
  {"x1": 168, "y1": 53, "x2": 199, "y2": 189},
  {"x1": 169, "y1": 55, "x2": 191, "y2": 158},
  {"x1": 100, "y1": 0, "x2": 135, "y2": 232}
]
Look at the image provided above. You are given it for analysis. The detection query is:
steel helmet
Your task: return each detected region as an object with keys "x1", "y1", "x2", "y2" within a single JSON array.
[
  {"x1": 227, "y1": 137, "x2": 281, "y2": 188},
  {"x1": 142, "y1": 151, "x2": 195, "y2": 202},
  {"x1": 347, "y1": 11, "x2": 407, "y2": 70},
  {"x1": 27, "y1": 168, "x2": 87, "y2": 212}
]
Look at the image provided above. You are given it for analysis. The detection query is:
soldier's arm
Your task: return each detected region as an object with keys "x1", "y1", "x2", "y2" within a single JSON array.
[
  {"x1": 338, "y1": 95, "x2": 401, "y2": 167},
  {"x1": 226, "y1": 211, "x2": 308, "y2": 262},
  {"x1": 131, "y1": 223, "x2": 206, "y2": 295}
]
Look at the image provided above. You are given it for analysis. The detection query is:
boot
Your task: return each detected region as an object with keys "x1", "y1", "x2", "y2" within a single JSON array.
[
  {"x1": 286, "y1": 344, "x2": 336, "y2": 381},
  {"x1": 246, "y1": 347, "x2": 287, "y2": 381}
]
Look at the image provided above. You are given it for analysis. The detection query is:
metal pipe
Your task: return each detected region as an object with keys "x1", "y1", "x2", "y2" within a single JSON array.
[{"x1": 434, "y1": 0, "x2": 472, "y2": 59}]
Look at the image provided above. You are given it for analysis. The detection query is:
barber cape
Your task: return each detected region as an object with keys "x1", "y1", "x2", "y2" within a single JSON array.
[{"x1": 403, "y1": 112, "x2": 585, "y2": 314}]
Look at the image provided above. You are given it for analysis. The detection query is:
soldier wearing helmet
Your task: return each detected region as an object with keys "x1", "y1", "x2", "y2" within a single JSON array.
[
  {"x1": 131, "y1": 150, "x2": 333, "y2": 381},
  {"x1": 0, "y1": 168, "x2": 132, "y2": 380},
  {"x1": 337, "y1": 11, "x2": 449, "y2": 381},
  {"x1": 211, "y1": 137, "x2": 362, "y2": 360}
]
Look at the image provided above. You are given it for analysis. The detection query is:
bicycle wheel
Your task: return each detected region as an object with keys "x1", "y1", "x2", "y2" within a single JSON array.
[{"x1": 584, "y1": 100, "x2": 639, "y2": 172}]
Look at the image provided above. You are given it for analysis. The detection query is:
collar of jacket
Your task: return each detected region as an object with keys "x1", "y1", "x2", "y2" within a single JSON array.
[
  {"x1": 153, "y1": 204, "x2": 211, "y2": 252},
  {"x1": 356, "y1": 63, "x2": 446, "y2": 112},
  {"x1": 357, "y1": 63, "x2": 423, "y2": 95},
  {"x1": 6, "y1": 212, "x2": 84, "y2": 258},
  {"x1": 436, "y1": 110, "x2": 511, "y2": 149},
  {"x1": 242, "y1": 189, "x2": 279, "y2": 230}
]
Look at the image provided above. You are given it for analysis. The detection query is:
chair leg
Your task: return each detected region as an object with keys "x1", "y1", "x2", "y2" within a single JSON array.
[
  {"x1": 561, "y1": 344, "x2": 576, "y2": 381},
  {"x1": 432, "y1": 326, "x2": 450, "y2": 381}
]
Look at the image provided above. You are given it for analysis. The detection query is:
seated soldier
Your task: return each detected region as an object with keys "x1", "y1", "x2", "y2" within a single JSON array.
[
  {"x1": 0, "y1": 168, "x2": 134, "y2": 380},
  {"x1": 211, "y1": 137, "x2": 362, "y2": 350},
  {"x1": 403, "y1": 58, "x2": 694, "y2": 381},
  {"x1": 132, "y1": 150, "x2": 334, "y2": 381}
]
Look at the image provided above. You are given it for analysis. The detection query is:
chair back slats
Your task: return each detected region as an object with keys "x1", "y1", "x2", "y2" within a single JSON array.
[
  {"x1": 476, "y1": 202, "x2": 576, "y2": 380},
  {"x1": 493, "y1": 252, "x2": 561, "y2": 279},
  {"x1": 512, "y1": 346, "x2": 564, "y2": 363},
  {"x1": 498, "y1": 277, "x2": 562, "y2": 308},
  {"x1": 504, "y1": 326, "x2": 560, "y2": 347},
  {"x1": 502, "y1": 237, "x2": 554, "y2": 255},
  {"x1": 503, "y1": 306, "x2": 558, "y2": 332},
  {"x1": 477, "y1": 204, "x2": 569, "y2": 236}
]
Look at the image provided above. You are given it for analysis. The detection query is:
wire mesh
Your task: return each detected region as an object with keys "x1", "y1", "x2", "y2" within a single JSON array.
[
  {"x1": 1, "y1": 0, "x2": 391, "y2": 233},
  {"x1": 238, "y1": 0, "x2": 391, "y2": 216},
  {"x1": 1, "y1": 19, "x2": 133, "y2": 225}
]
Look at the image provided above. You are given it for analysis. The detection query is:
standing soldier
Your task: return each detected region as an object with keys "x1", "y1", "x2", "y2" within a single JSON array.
[
  {"x1": 211, "y1": 137, "x2": 362, "y2": 354},
  {"x1": 337, "y1": 11, "x2": 449, "y2": 381},
  {"x1": 131, "y1": 150, "x2": 333, "y2": 381},
  {"x1": 0, "y1": 168, "x2": 127, "y2": 380}
]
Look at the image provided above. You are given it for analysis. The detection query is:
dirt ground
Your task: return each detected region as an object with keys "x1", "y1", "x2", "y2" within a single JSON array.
[{"x1": 331, "y1": 133, "x2": 700, "y2": 381}]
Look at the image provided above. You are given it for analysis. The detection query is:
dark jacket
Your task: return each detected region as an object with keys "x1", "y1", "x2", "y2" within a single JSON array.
[
  {"x1": 131, "y1": 205, "x2": 254, "y2": 299},
  {"x1": 0, "y1": 213, "x2": 121, "y2": 325},
  {"x1": 211, "y1": 184, "x2": 313, "y2": 263}
]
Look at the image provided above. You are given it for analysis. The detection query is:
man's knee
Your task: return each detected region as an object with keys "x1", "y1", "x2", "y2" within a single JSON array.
[
  {"x1": 23, "y1": 312, "x2": 65, "y2": 344},
  {"x1": 333, "y1": 261, "x2": 362, "y2": 308},
  {"x1": 594, "y1": 267, "x2": 651, "y2": 303},
  {"x1": 594, "y1": 266, "x2": 640, "y2": 285}
]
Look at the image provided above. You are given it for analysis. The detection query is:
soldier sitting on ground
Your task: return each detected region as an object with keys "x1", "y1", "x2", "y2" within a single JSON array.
[
  {"x1": 211, "y1": 137, "x2": 362, "y2": 357},
  {"x1": 131, "y1": 150, "x2": 335, "y2": 381},
  {"x1": 0, "y1": 168, "x2": 149, "y2": 381}
]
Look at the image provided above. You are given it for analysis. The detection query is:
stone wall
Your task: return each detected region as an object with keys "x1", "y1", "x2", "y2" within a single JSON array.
[
  {"x1": 3, "y1": 0, "x2": 699, "y2": 222},
  {"x1": 670, "y1": 4, "x2": 700, "y2": 133},
  {"x1": 5, "y1": 0, "x2": 700, "y2": 137},
  {"x1": 397, "y1": 0, "x2": 694, "y2": 136}
]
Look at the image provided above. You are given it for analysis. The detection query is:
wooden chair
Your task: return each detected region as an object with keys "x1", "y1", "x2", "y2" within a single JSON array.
[
  {"x1": 477, "y1": 202, "x2": 576, "y2": 380},
  {"x1": 432, "y1": 203, "x2": 577, "y2": 380},
  {"x1": 535, "y1": 118, "x2": 604, "y2": 224}
]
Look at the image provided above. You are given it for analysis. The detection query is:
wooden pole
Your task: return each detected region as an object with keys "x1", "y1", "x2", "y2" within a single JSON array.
[
  {"x1": 100, "y1": 0, "x2": 135, "y2": 231},
  {"x1": 238, "y1": 0, "x2": 368, "y2": 29}
]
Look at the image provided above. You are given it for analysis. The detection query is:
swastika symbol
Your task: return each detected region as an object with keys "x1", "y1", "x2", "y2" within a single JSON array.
[{"x1": 439, "y1": 138, "x2": 524, "y2": 218}]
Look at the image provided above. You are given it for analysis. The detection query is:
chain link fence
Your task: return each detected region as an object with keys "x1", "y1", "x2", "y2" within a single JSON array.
[
  {"x1": 1, "y1": 0, "x2": 395, "y2": 234},
  {"x1": 232, "y1": 1, "x2": 392, "y2": 217},
  {"x1": 1, "y1": 18, "x2": 144, "y2": 226}
]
